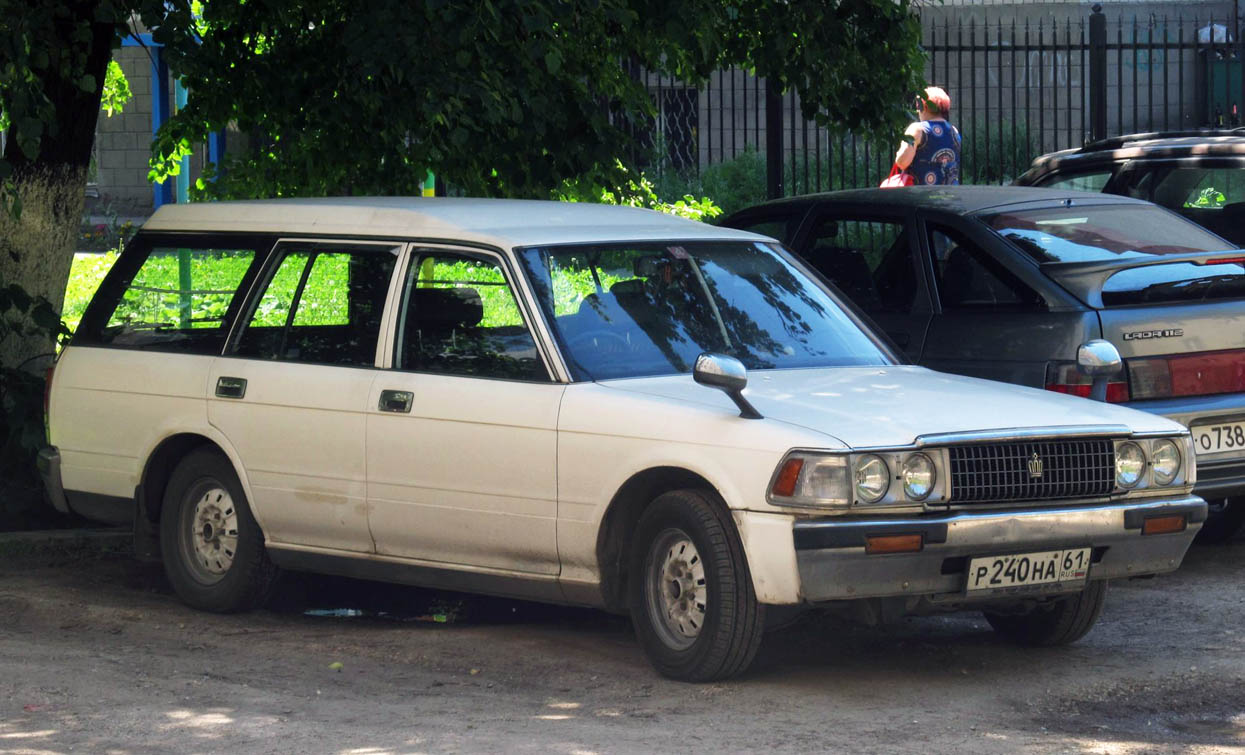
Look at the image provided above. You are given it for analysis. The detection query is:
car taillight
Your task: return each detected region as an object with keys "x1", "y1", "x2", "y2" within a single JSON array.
[
  {"x1": 1045, "y1": 363, "x2": 1130, "y2": 403},
  {"x1": 44, "y1": 364, "x2": 55, "y2": 421},
  {"x1": 1128, "y1": 349, "x2": 1245, "y2": 400}
]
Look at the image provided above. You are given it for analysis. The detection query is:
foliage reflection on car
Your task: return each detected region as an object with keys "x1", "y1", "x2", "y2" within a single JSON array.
[{"x1": 516, "y1": 241, "x2": 888, "y2": 381}]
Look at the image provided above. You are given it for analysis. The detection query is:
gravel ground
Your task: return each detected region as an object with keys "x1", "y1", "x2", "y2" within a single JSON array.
[{"x1": 1, "y1": 533, "x2": 1242, "y2": 754}]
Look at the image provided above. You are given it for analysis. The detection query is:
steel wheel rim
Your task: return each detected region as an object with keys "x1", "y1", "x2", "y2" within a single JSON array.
[
  {"x1": 644, "y1": 528, "x2": 708, "y2": 651},
  {"x1": 179, "y1": 480, "x2": 239, "y2": 585}
]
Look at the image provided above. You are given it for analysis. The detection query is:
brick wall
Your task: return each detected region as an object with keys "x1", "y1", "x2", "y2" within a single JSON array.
[{"x1": 92, "y1": 47, "x2": 154, "y2": 214}]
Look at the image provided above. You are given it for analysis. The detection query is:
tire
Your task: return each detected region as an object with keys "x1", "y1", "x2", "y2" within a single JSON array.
[
  {"x1": 160, "y1": 448, "x2": 279, "y2": 613},
  {"x1": 1195, "y1": 497, "x2": 1245, "y2": 544},
  {"x1": 983, "y1": 580, "x2": 1107, "y2": 647},
  {"x1": 628, "y1": 489, "x2": 764, "y2": 682}
]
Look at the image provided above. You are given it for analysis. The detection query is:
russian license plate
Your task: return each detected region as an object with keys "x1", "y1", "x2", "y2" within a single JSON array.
[
  {"x1": 966, "y1": 548, "x2": 1090, "y2": 593},
  {"x1": 1191, "y1": 420, "x2": 1245, "y2": 456}
]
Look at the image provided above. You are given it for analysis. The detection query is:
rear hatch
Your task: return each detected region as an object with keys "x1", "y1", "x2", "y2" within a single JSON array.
[{"x1": 978, "y1": 201, "x2": 1245, "y2": 403}]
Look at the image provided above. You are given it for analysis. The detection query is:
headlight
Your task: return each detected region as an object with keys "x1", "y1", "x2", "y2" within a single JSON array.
[
  {"x1": 902, "y1": 453, "x2": 936, "y2": 500},
  {"x1": 854, "y1": 454, "x2": 890, "y2": 503},
  {"x1": 769, "y1": 454, "x2": 849, "y2": 507},
  {"x1": 1151, "y1": 439, "x2": 1181, "y2": 485},
  {"x1": 1115, "y1": 441, "x2": 1146, "y2": 488}
]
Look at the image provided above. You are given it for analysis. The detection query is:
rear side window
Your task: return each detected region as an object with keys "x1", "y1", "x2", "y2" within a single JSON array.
[
  {"x1": 802, "y1": 216, "x2": 921, "y2": 315},
  {"x1": 928, "y1": 225, "x2": 1045, "y2": 312},
  {"x1": 1038, "y1": 171, "x2": 1112, "y2": 193},
  {"x1": 1120, "y1": 166, "x2": 1245, "y2": 210},
  {"x1": 726, "y1": 213, "x2": 803, "y2": 245},
  {"x1": 74, "y1": 235, "x2": 267, "y2": 354},
  {"x1": 231, "y1": 242, "x2": 399, "y2": 367}
]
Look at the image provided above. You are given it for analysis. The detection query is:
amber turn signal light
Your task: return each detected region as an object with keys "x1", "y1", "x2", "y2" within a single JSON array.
[
  {"x1": 771, "y1": 458, "x2": 804, "y2": 498},
  {"x1": 865, "y1": 533, "x2": 923, "y2": 554},
  {"x1": 1142, "y1": 514, "x2": 1187, "y2": 536}
]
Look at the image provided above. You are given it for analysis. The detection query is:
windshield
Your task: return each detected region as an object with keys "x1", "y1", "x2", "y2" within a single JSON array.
[
  {"x1": 981, "y1": 204, "x2": 1233, "y2": 263},
  {"x1": 516, "y1": 241, "x2": 889, "y2": 380},
  {"x1": 981, "y1": 204, "x2": 1245, "y2": 306}
]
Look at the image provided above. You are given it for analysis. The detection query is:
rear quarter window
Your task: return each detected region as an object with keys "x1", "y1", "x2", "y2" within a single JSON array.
[{"x1": 74, "y1": 234, "x2": 271, "y2": 354}]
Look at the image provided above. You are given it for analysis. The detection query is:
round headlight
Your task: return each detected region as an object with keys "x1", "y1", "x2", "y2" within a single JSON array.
[
  {"x1": 902, "y1": 453, "x2": 936, "y2": 500},
  {"x1": 1151, "y1": 439, "x2": 1181, "y2": 485},
  {"x1": 854, "y1": 455, "x2": 890, "y2": 503},
  {"x1": 1115, "y1": 442, "x2": 1146, "y2": 488}
]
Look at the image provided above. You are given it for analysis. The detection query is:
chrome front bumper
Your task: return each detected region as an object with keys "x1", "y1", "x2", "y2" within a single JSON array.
[
  {"x1": 794, "y1": 496, "x2": 1206, "y2": 603},
  {"x1": 36, "y1": 446, "x2": 70, "y2": 514}
]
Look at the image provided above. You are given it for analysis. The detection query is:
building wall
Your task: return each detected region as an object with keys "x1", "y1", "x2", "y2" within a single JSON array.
[{"x1": 92, "y1": 46, "x2": 155, "y2": 214}]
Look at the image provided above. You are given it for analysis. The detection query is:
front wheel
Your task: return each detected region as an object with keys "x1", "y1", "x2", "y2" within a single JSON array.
[
  {"x1": 983, "y1": 580, "x2": 1107, "y2": 647},
  {"x1": 628, "y1": 490, "x2": 764, "y2": 682},
  {"x1": 160, "y1": 449, "x2": 279, "y2": 613}
]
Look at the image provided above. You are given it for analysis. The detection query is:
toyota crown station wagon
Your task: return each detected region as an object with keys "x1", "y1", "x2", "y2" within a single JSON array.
[{"x1": 41, "y1": 198, "x2": 1206, "y2": 681}]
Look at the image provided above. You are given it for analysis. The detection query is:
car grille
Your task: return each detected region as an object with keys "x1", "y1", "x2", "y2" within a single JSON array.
[{"x1": 948, "y1": 439, "x2": 1115, "y2": 503}]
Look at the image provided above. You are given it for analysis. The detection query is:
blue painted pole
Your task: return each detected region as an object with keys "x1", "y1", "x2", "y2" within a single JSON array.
[
  {"x1": 174, "y1": 80, "x2": 190, "y2": 204},
  {"x1": 150, "y1": 47, "x2": 173, "y2": 208}
]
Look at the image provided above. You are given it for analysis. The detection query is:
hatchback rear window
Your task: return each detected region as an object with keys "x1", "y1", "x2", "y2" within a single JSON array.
[{"x1": 981, "y1": 204, "x2": 1233, "y2": 264}]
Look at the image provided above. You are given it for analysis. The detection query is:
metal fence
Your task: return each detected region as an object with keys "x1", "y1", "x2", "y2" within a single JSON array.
[{"x1": 630, "y1": 6, "x2": 1245, "y2": 211}]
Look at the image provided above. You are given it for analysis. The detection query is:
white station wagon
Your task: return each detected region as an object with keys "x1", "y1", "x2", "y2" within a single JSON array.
[{"x1": 40, "y1": 198, "x2": 1207, "y2": 681}]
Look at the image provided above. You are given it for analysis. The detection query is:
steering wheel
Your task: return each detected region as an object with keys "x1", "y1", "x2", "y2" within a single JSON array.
[{"x1": 567, "y1": 329, "x2": 630, "y2": 354}]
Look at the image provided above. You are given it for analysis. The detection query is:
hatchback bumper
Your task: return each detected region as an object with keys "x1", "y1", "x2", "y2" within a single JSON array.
[
  {"x1": 793, "y1": 496, "x2": 1205, "y2": 603},
  {"x1": 36, "y1": 446, "x2": 70, "y2": 514},
  {"x1": 1126, "y1": 393, "x2": 1245, "y2": 499}
]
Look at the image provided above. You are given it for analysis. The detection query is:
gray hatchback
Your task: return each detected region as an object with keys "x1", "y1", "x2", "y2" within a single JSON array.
[{"x1": 725, "y1": 186, "x2": 1245, "y2": 539}]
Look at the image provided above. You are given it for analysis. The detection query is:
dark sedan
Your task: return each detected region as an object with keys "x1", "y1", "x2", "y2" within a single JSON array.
[
  {"x1": 1016, "y1": 129, "x2": 1245, "y2": 246},
  {"x1": 725, "y1": 186, "x2": 1245, "y2": 539}
]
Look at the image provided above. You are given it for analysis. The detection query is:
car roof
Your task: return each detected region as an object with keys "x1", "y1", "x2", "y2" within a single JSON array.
[
  {"x1": 1026, "y1": 129, "x2": 1245, "y2": 173},
  {"x1": 738, "y1": 185, "x2": 1147, "y2": 216},
  {"x1": 141, "y1": 197, "x2": 768, "y2": 249}
]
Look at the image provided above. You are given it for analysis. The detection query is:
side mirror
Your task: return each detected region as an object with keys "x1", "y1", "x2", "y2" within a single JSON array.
[
  {"x1": 693, "y1": 353, "x2": 763, "y2": 420},
  {"x1": 1076, "y1": 339, "x2": 1123, "y2": 402}
]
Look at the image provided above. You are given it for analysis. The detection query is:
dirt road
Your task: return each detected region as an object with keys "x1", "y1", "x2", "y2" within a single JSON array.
[{"x1": 1, "y1": 536, "x2": 1243, "y2": 754}]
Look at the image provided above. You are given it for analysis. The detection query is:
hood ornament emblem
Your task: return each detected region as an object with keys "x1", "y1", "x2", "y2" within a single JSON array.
[{"x1": 1028, "y1": 452, "x2": 1044, "y2": 479}]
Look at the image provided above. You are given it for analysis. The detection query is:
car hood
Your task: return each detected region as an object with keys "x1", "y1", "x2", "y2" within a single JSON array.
[{"x1": 600, "y1": 365, "x2": 1184, "y2": 449}]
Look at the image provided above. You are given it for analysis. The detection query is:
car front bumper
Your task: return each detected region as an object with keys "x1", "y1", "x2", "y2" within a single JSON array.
[{"x1": 793, "y1": 496, "x2": 1205, "y2": 603}]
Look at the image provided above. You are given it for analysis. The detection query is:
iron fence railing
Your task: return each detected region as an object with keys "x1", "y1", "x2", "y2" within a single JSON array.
[{"x1": 625, "y1": 6, "x2": 1245, "y2": 211}]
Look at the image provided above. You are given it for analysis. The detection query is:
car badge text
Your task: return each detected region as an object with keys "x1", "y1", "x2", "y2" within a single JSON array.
[
  {"x1": 1028, "y1": 452, "x2": 1044, "y2": 479},
  {"x1": 1123, "y1": 328, "x2": 1183, "y2": 341}
]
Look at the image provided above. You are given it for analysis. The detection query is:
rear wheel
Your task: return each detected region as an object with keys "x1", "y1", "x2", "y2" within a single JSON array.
[
  {"x1": 628, "y1": 489, "x2": 764, "y2": 682},
  {"x1": 160, "y1": 449, "x2": 278, "y2": 613},
  {"x1": 1196, "y1": 497, "x2": 1245, "y2": 544},
  {"x1": 983, "y1": 580, "x2": 1107, "y2": 647}
]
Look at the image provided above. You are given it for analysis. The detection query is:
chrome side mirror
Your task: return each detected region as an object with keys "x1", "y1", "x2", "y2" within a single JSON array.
[
  {"x1": 693, "y1": 353, "x2": 763, "y2": 420},
  {"x1": 1076, "y1": 339, "x2": 1123, "y2": 402}
]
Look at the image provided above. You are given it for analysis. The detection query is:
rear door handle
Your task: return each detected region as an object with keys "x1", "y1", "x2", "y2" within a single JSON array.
[
  {"x1": 379, "y1": 389, "x2": 413, "y2": 413},
  {"x1": 215, "y1": 376, "x2": 247, "y2": 399}
]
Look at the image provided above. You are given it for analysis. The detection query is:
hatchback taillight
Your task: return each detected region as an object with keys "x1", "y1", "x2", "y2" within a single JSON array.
[
  {"x1": 1045, "y1": 363, "x2": 1130, "y2": 403},
  {"x1": 1128, "y1": 349, "x2": 1245, "y2": 400}
]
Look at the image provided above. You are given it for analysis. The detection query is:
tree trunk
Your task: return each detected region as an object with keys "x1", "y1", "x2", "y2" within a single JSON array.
[{"x1": 1, "y1": 4, "x2": 118, "y2": 371}]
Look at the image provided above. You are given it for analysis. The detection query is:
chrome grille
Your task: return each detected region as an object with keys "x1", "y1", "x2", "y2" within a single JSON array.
[{"x1": 948, "y1": 439, "x2": 1115, "y2": 503}]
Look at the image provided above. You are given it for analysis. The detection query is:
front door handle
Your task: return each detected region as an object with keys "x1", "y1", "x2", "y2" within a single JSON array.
[
  {"x1": 378, "y1": 389, "x2": 413, "y2": 413},
  {"x1": 215, "y1": 376, "x2": 247, "y2": 399}
]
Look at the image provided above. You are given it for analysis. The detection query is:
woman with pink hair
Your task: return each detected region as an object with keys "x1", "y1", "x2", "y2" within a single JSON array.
[{"x1": 894, "y1": 86, "x2": 961, "y2": 186}]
